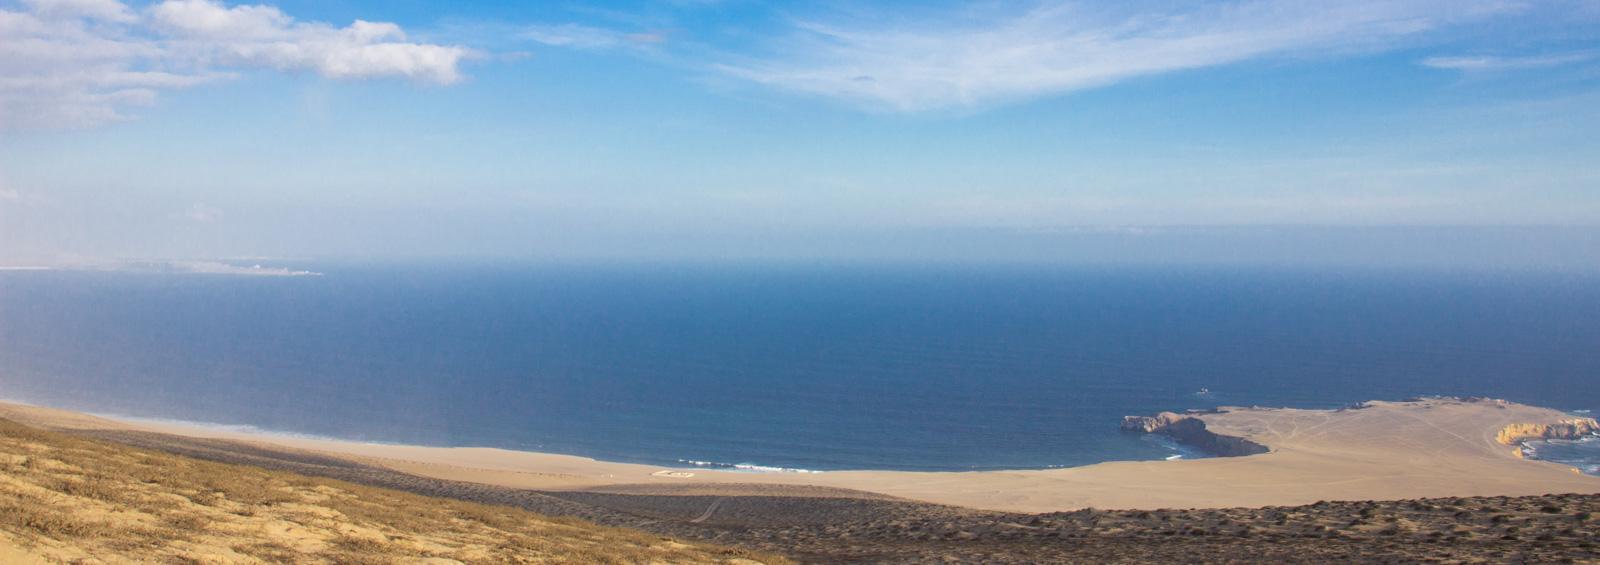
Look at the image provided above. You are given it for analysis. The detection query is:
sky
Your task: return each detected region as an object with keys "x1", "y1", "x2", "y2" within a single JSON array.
[{"x1": 0, "y1": 0, "x2": 1598, "y2": 266}]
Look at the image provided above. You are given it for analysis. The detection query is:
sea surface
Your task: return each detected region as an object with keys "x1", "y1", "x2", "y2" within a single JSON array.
[{"x1": 1, "y1": 262, "x2": 1597, "y2": 473}]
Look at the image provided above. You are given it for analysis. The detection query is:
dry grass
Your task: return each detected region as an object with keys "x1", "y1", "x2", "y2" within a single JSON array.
[{"x1": 0, "y1": 419, "x2": 787, "y2": 564}]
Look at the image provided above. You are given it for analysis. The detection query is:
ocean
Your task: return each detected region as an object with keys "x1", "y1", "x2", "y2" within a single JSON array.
[{"x1": 1, "y1": 262, "x2": 1597, "y2": 473}]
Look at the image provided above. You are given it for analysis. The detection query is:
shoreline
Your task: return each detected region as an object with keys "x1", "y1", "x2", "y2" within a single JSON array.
[
  {"x1": 34, "y1": 395, "x2": 1590, "y2": 475},
  {"x1": 64, "y1": 396, "x2": 1600, "y2": 475},
  {"x1": 101, "y1": 408, "x2": 1600, "y2": 478},
  {"x1": 0, "y1": 398, "x2": 1225, "y2": 474},
  {"x1": 1, "y1": 397, "x2": 1597, "y2": 513}
]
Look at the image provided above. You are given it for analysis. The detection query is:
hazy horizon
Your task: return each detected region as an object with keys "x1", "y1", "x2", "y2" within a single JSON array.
[{"x1": 4, "y1": 226, "x2": 1600, "y2": 273}]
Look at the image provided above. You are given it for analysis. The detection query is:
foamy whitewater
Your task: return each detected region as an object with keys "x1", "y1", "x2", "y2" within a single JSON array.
[
  {"x1": 2, "y1": 262, "x2": 1599, "y2": 473},
  {"x1": 1522, "y1": 433, "x2": 1600, "y2": 476},
  {"x1": 677, "y1": 460, "x2": 825, "y2": 474}
]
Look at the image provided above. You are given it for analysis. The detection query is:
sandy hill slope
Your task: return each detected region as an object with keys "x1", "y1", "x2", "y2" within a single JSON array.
[{"x1": 0, "y1": 419, "x2": 784, "y2": 564}]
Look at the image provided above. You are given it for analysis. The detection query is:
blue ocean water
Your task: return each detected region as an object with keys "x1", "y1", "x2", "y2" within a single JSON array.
[{"x1": 1, "y1": 262, "x2": 1597, "y2": 472}]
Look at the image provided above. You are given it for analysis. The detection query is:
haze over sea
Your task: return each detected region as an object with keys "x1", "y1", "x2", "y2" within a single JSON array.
[{"x1": 2, "y1": 262, "x2": 1598, "y2": 473}]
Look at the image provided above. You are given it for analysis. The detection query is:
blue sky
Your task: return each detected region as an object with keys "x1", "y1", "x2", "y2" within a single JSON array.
[{"x1": 0, "y1": 0, "x2": 1598, "y2": 265}]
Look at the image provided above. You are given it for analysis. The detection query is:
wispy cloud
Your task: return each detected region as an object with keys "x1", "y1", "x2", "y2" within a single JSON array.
[
  {"x1": 716, "y1": 1, "x2": 1524, "y2": 112},
  {"x1": 0, "y1": 177, "x2": 43, "y2": 207},
  {"x1": 520, "y1": 23, "x2": 666, "y2": 51},
  {"x1": 1419, "y1": 51, "x2": 1598, "y2": 71},
  {"x1": 181, "y1": 202, "x2": 223, "y2": 223},
  {"x1": 0, "y1": 0, "x2": 476, "y2": 130}
]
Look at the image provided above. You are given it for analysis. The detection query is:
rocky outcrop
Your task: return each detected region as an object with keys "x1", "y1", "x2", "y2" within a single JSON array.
[
  {"x1": 1496, "y1": 418, "x2": 1600, "y2": 445},
  {"x1": 1120, "y1": 412, "x2": 1187, "y2": 434},
  {"x1": 1121, "y1": 412, "x2": 1270, "y2": 457}
]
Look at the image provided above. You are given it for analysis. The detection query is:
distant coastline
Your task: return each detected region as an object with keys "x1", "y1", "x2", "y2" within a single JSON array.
[{"x1": 0, "y1": 259, "x2": 321, "y2": 276}]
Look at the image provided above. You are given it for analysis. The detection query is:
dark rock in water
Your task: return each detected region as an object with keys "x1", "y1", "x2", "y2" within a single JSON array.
[{"x1": 1121, "y1": 412, "x2": 1270, "y2": 457}]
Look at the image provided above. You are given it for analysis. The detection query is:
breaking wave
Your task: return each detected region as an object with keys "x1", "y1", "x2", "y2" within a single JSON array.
[{"x1": 676, "y1": 459, "x2": 824, "y2": 474}]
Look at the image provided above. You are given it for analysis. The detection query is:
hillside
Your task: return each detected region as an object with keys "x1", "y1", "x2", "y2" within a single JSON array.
[{"x1": 0, "y1": 419, "x2": 782, "y2": 564}]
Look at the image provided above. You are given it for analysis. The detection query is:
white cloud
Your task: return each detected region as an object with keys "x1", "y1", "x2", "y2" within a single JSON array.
[
  {"x1": 1420, "y1": 51, "x2": 1597, "y2": 71},
  {"x1": 718, "y1": 1, "x2": 1523, "y2": 112},
  {"x1": 0, "y1": 0, "x2": 474, "y2": 130},
  {"x1": 22, "y1": 0, "x2": 134, "y2": 22},
  {"x1": 147, "y1": 0, "x2": 292, "y2": 39}
]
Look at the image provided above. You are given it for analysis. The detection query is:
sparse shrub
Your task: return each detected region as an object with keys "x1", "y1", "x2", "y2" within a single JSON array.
[
  {"x1": 0, "y1": 501, "x2": 106, "y2": 539},
  {"x1": 51, "y1": 476, "x2": 121, "y2": 502},
  {"x1": 330, "y1": 535, "x2": 391, "y2": 553},
  {"x1": 232, "y1": 542, "x2": 298, "y2": 562},
  {"x1": 160, "y1": 512, "x2": 211, "y2": 532}
]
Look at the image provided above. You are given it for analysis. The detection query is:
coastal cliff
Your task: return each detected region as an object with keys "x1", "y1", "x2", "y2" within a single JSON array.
[
  {"x1": 1496, "y1": 417, "x2": 1600, "y2": 445},
  {"x1": 1121, "y1": 412, "x2": 1270, "y2": 457}
]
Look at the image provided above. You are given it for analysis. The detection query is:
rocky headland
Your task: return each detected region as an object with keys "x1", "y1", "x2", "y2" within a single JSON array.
[
  {"x1": 1120, "y1": 410, "x2": 1271, "y2": 457},
  {"x1": 1126, "y1": 397, "x2": 1600, "y2": 462}
]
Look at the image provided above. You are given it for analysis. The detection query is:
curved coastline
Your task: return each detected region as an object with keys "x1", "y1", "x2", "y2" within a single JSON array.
[{"x1": 2, "y1": 396, "x2": 1598, "y2": 513}]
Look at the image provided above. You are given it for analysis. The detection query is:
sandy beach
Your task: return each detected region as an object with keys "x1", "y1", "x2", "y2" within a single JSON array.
[{"x1": 1, "y1": 397, "x2": 1594, "y2": 514}]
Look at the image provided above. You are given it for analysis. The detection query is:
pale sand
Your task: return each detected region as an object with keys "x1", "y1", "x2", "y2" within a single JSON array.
[{"x1": 1, "y1": 398, "x2": 1595, "y2": 513}]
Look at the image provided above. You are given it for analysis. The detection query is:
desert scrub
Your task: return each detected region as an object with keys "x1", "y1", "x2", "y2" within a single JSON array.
[{"x1": 0, "y1": 418, "x2": 787, "y2": 564}]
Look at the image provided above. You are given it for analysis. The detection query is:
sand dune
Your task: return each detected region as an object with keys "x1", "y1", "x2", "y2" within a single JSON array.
[{"x1": 2, "y1": 397, "x2": 1595, "y2": 514}]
